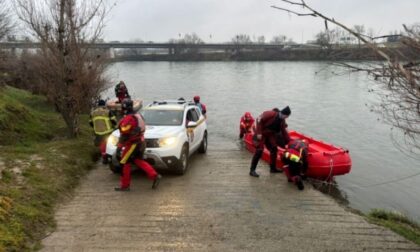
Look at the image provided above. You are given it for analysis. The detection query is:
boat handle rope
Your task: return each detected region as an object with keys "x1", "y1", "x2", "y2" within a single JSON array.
[{"x1": 309, "y1": 166, "x2": 420, "y2": 190}]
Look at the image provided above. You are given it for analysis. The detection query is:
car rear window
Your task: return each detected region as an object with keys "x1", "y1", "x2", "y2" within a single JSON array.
[{"x1": 142, "y1": 109, "x2": 184, "y2": 126}]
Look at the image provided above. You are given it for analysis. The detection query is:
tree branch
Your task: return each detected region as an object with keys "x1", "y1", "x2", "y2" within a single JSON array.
[{"x1": 270, "y1": 6, "x2": 316, "y2": 17}]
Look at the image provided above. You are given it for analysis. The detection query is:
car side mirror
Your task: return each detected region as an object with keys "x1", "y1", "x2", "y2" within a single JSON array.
[{"x1": 187, "y1": 121, "x2": 197, "y2": 128}]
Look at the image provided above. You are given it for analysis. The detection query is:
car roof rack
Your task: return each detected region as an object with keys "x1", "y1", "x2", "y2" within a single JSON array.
[{"x1": 149, "y1": 99, "x2": 195, "y2": 107}]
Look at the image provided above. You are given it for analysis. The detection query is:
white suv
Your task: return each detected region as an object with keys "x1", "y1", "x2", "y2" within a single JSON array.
[{"x1": 105, "y1": 99, "x2": 208, "y2": 175}]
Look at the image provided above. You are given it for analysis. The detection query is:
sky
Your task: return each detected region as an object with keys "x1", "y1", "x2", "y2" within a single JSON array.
[{"x1": 103, "y1": 0, "x2": 420, "y2": 43}]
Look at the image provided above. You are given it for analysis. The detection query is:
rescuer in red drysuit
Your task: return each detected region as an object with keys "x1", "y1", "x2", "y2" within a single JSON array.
[
  {"x1": 239, "y1": 112, "x2": 255, "y2": 139},
  {"x1": 282, "y1": 139, "x2": 308, "y2": 190},
  {"x1": 249, "y1": 106, "x2": 291, "y2": 177},
  {"x1": 115, "y1": 98, "x2": 161, "y2": 191},
  {"x1": 114, "y1": 81, "x2": 131, "y2": 103},
  {"x1": 193, "y1": 95, "x2": 207, "y2": 117}
]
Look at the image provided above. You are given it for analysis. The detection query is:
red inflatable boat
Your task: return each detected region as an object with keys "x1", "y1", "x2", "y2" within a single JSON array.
[{"x1": 243, "y1": 131, "x2": 352, "y2": 180}]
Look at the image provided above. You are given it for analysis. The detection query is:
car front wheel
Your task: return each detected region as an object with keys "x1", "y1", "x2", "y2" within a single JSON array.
[
  {"x1": 109, "y1": 163, "x2": 121, "y2": 174},
  {"x1": 109, "y1": 153, "x2": 122, "y2": 174},
  {"x1": 198, "y1": 131, "x2": 207, "y2": 154},
  {"x1": 175, "y1": 144, "x2": 189, "y2": 175}
]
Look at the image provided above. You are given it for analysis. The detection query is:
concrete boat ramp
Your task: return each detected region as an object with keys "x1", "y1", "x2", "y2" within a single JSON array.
[{"x1": 42, "y1": 140, "x2": 420, "y2": 251}]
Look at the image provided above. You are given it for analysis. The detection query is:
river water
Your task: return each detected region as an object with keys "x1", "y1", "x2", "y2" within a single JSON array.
[{"x1": 107, "y1": 61, "x2": 420, "y2": 222}]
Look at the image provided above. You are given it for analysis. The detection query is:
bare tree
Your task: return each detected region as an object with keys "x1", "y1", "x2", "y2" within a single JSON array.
[
  {"x1": 170, "y1": 33, "x2": 204, "y2": 44},
  {"x1": 270, "y1": 34, "x2": 287, "y2": 44},
  {"x1": 168, "y1": 33, "x2": 204, "y2": 54},
  {"x1": 353, "y1": 25, "x2": 365, "y2": 48},
  {"x1": 315, "y1": 30, "x2": 332, "y2": 48},
  {"x1": 232, "y1": 34, "x2": 252, "y2": 44},
  {"x1": 0, "y1": 0, "x2": 14, "y2": 41},
  {"x1": 257, "y1": 35, "x2": 265, "y2": 44},
  {"x1": 272, "y1": 0, "x2": 420, "y2": 154},
  {"x1": 0, "y1": 0, "x2": 15, "y2": 87},
  {"x1": 14, "y1": 0, "x2": 111, "y2": 137},
  {"x1": 179, "y1": 33, "x2": 204, "y2": 44}
]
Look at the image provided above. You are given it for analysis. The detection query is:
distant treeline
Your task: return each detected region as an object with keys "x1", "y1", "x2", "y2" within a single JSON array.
[{"x1": 112, "y1": 47, "x2": 398, "y2": 62}]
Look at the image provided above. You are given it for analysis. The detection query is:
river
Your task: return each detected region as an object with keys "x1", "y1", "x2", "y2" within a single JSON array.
[{"x1": 106, "y1": 61, "x2": 420, "y2": 223}]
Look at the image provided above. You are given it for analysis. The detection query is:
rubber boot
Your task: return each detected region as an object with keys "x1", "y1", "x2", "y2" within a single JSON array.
[
  {"x1": 283, "y1": 165, "x2": 293, "y2": 182},
  {"x1": 249, "y1": 170, "x2": 260, "y2": 177},
  {"x1": 293, "y1": 176, "x2": 304, "y2": 190},
  {"x1": 102, "y1": 155, "x2": 109, "y2": 165},
  {"x1": 270, "y1": 164, "x2": 283, "y2": 173},
  {"x1": 152, "y1": 174, "x2": 162, "y2": 189}
]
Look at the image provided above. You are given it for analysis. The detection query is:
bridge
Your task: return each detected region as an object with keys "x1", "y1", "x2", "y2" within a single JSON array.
[
  {"x1": 0, "y1": 42, "x2": 288, "y2": 58},
  {"x1": 0, "y1": 41, "x2": 285, "y2": 50}
]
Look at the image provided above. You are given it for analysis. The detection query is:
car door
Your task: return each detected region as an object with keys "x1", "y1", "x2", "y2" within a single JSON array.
[
  {"x1": 194, "y1": 107, "x2": 205, "y2": 144},
  {"x1": 186, "y1": 108, "x2": 200, "y2": 150}
]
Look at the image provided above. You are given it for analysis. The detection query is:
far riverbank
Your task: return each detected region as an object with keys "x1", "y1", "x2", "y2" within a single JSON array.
[{"x1": 111, "y1": 47, "x2": 403, "y2": 61}]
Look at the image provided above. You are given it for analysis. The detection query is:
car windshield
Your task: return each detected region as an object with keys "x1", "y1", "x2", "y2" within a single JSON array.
[{"x1": 142, "y1": 109, "x2": 184, "y2": 126}]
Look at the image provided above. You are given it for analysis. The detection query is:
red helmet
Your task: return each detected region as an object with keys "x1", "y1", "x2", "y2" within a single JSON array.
[
  {"x1": 244, "y1": 112, "x2": 251, "y2": 119},
  {"x1": 193, "y1": 95, "x2": 200, "y2": 102},
  {"x1": 120, "y1": 115, "x2": 136, "y2": 133}
]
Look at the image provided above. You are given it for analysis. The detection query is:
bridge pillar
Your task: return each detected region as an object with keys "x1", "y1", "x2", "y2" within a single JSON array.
[
  {"x1": 168, "y1": 47, "x2": 174, "y2": 55},
  {"x1": 107, "y1": 47, "x2": 115, "y2": 59},
  {"x1": 10, "y1": 47, "x2": 17, "y2": 57}
]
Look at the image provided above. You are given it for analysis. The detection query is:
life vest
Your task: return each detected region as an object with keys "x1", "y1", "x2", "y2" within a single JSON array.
[
  {"x1": 91, "y1": 107, "x2": 115, "y2": 135},
  {"x1": 266, "y1": 113, "x2": 282, "y2": 132},
  {"x1": 284, "y1": 140, "x2": 307, "y2": 163},
  {"x1": 196, "y1": 102, "x2": 206, "y2": 115},
  {"x1": 241, "y1": 117, "x2": 254, "y2": 128},
  {"x1": 132, "y1": 113, "x2": 146, "y2": 135}
]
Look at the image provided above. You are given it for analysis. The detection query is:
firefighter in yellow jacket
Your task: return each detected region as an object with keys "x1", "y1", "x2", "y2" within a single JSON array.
[{"x1": 89, "y1": 99, "x2": 118, "y2": 164}]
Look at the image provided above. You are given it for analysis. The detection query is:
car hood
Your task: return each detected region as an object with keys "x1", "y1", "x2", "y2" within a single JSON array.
[
  {"x1": 145, "y1": 125, "x2": 183, "y2": 139},
  {"x1": 110, "y1": 126, "x2": 183, "y2": 139}
]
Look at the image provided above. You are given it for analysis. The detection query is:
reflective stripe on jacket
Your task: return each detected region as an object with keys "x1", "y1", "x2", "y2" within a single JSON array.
[
  {"x1": 91, "y1": 107, "x2": 115, "y2": 135},
  {"x1": 284, "y1": 140, "x2": 307, "y2": 163},
  {"x1": 284, "y1": 148, "x2": 303, "y2": 163}
]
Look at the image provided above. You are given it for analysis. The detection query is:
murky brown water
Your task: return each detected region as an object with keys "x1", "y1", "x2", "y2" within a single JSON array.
[{"x1": 106, "y1": 61, "x2": 420, "y2": 223}]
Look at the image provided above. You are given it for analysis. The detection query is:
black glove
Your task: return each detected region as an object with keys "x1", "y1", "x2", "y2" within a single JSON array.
[
  {"x1": 116, "y1": 147, "x2": 122, "y2": 161},
  {"x1": 252, "y1": 134, "x2": 261, "y2": 147}
]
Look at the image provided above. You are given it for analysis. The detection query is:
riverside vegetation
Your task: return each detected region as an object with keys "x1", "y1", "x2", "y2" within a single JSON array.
[
  {"x1": 0, "y1": 86, "x2": 98, "y2": 251},
  {"x1": 367, "y1": 209, "x2": 420, "y2": 245}
]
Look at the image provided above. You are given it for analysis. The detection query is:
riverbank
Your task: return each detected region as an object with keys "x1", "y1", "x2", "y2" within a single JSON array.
[
  {"x1": 112, "y1": 47, "x2": 389, "y2": 62},
  {"x1": 316, "y1": 183, "x2": 420, "y2": 246},
  {"x1": 367, "y1": 209, "x2": 420, "y2": 245},
  {"x1": 0, "y1": 86, "x2": 97, "y2": 251}
]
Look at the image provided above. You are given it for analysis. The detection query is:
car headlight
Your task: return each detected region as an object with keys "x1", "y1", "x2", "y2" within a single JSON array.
[
  {"x1": 107, "y1": 134, "x2": 119, "y2": 146},
  {"x1": 159, "y1": 136, "x2": 177, "y2": 147}
]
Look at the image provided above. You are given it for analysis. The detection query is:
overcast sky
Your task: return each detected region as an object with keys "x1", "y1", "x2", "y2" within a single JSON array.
[{"x1": 103, "y1": 0, "x2": 419, "y2": 43}]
